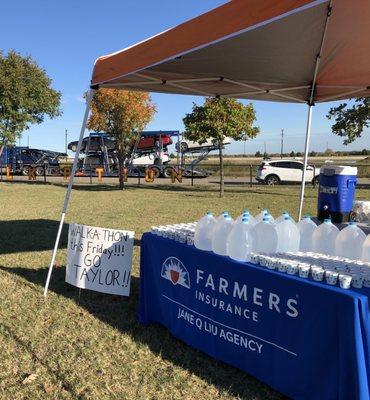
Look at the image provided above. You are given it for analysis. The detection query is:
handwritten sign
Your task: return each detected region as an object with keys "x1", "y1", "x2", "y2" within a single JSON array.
[{"x1": 66, "y1": 223, "x2": 134, "y2": 296}]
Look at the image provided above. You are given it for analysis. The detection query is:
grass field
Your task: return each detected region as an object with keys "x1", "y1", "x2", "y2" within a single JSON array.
[{"x1": 0, "y1": 182, "x2": 369, "y2": 400}]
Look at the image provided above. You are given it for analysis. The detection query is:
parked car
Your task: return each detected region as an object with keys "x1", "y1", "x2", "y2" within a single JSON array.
[
  {"x1": 256, "y1": 159, "x2": 318, "y2": 185},
  {"x1": 175, "y1": 137, "x2": 231, "y2": 152},
  {"x1": 68, "y1": 133, "x2": 172, "y2": 153},
  {"x1": 68, "y1": 134, "x2": 115, "y2": 153},
  {"x1": 130, "y1": 152, "x2": 170, "y2": 165},
  {"x1": 137, "y1": 135, "x2": 172, "y2": 151}
]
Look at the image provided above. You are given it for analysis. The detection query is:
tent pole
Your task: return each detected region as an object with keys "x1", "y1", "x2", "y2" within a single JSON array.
[
  {"x1": 43, "y1": 89, "x2": 94, "y2": 298},
  {"x1": 297, "y1": 104, "x2": 313, "y2": 221}
]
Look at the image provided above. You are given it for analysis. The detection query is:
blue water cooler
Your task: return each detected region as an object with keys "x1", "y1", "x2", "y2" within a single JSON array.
[{"x1": 317, "y1": 165, "x2": 357, "y2": 223}]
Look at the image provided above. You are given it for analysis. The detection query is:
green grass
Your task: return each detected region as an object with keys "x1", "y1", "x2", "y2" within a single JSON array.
[{"x1": 0, "y1": 182, "x2": 368, "y2": 399}]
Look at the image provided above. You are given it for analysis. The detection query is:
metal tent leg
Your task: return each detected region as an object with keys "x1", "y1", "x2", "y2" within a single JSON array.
[
  {"x1": 43, "y1": 89, "x2": 94, "y2": 297},
  {"x1": 297, "y1": 104, "x2": 313, "y2": 221}
]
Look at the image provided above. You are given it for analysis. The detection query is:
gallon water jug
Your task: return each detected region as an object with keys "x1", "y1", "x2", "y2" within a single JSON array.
[
  {"x1": 255, "y1": 209, "x2": 269, "y2": 223},
  {"x1": 312, "y1": 219, "x2": 339, "y2": 256},
  {"x1": 275, "y1": 214, "x2": 300, "y2": 253},
  {"x1": 335, "y1": 222, "x2": 366, "y2": 260},
  {"x1": 212, "y1": 215, "x2": 234, "y2": 255},
  {"x1": 297, "y1": 216, "x2": 317, "y2": 252},
  {"x1": 252, "y1": 216, "x2": 278, "y2": 254},
  {"x1": 362, "y1": 234, "x2": 370, "y2": 262},
  {"x1": 235, "y1": 210, "x2": 257, "y2": 226},
  {"x1": 194, "y1": 212, "x2": 217, "y2": 251},
  {"x1": 216, "y1": 211, "x2": 229, "y2": 222},
  {"x1": 276, "y1": 212, "x2": 295, "y2": 224},
  {"x1": 227, "y1": 217, "x2": 255, "y2": 261}
]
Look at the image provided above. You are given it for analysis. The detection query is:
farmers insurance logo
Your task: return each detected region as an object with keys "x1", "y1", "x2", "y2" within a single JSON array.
[{"x1": 161, "y1": 257, "x2": 190, "y2": 288}]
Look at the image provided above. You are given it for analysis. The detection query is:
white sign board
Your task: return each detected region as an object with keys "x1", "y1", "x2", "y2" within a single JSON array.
[{"x1": 66, "y1": 223, "x2": 134, "y2": 296}]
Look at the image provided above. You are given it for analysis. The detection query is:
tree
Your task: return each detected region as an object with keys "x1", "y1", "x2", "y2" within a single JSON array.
[
  {"x1": 327, "y1": 97, "x2": 369, "y2": 145},
  {"x1": 290, "y1": 151, "x2": 295, "y2": 157},
  {"x1": 0, "y1": 50, "x2": 61, "y2": 154},
  {"x1": 255, "y1": 150, "x2": 262, "y2": 157},
  {"x1": 183, "y1": 97, "x2": 259, "y2": 197},
  {"x1": 87, "y1": 88, "x2": 156, "y2": 189}
]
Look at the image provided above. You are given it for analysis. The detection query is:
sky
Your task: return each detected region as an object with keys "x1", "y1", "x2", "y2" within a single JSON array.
[{"x1": 1, "y1": 0, "x2": 368, "y2": 155}]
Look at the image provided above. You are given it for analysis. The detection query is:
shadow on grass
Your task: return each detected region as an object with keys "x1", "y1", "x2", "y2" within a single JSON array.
[
  {"x1": 0, "y1": 219, "x2": 69, "y2": 255},
  {"x1": 0, "y1": 220, "x2": 141, "y2": 255},
  {"x1": 0, "y1": 265, "x2": 286, "y2": 400}
]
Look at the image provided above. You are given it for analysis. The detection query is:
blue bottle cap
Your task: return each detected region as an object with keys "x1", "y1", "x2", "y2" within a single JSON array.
[
  {"x1": 263, "y1": 216, "x2": 270, "y2": 222},
  {"x1": 284, "y1": 215, "x2": 290, "y2": 220},
  {"x1": 206, "y1": 211, "x2": 212, "y2": 216},
  {"x1": 242, "y1": 217, "x2": 249, "y2": 223},
  {"x1": 349, "y1": 221, "x2": 356, "y2": 226},
  {"x1": 324, "y1": 218, "x2": 331, "y2": 224},
  {"x1": 243, "y1": 210, "x2": 250, "y2": 216}
]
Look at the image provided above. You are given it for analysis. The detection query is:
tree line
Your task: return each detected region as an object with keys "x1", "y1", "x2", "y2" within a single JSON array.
[{"x1": 0, "y1": 50, "x2": 369, "y2": 196}]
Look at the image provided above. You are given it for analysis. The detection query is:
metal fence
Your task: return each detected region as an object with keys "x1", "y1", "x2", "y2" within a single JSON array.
[{"x1": 0, "y1": 161, "x2": 369, "y2": 189}]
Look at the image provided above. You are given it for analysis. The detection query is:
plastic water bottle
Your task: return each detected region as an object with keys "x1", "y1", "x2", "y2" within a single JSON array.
[
  {"x1": 194, "y1": 212, "x2": 217, "y2": 251},
  {"x1": 275, "y1": 214, "x2": 300, "y2": 253},
  {"x1": 252, "y1": 215, "x2": 278, "y2": 254},
  {"x1": 276, "y1": 212, "x2": 295, "y2": 224},
  {"x1": 212, "y1": 215, "x2": 234, "y2": 255},
  {"x1": 362, "y1": 234, "x2": 370, "y2": 262},
  {"x1": 312, "y1": 219, "x2": 339, "y2": 256},
  {"x1": 335, "y1": 222, "x2": 366, "y2": 260},
  {"x1": 297, "y1": 216, "x2": 317, "y2": 251},
  {"x1": 227, "y1": 217, "x2": 255, "y2": 261},
  {"x1": 235, "y1": 210, "x2": 257, "y2": 226}
]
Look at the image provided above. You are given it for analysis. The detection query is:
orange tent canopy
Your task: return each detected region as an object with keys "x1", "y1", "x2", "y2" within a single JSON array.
[{"x1": 91, "y1": 0, "x2": 370, "y2": 104}]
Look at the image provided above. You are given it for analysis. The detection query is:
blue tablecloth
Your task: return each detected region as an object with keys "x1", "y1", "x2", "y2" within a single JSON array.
[{"x1": 139, "y1": 233, "x2": 370, "y2": 400}]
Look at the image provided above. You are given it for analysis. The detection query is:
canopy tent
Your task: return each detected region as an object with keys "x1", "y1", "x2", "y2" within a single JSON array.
[
  {"x1": 91, "y1": 0, "x2": 370, "y2": 103},
  {"x1": 44, "y1": 0, "x2": 370, "y2": 296}
]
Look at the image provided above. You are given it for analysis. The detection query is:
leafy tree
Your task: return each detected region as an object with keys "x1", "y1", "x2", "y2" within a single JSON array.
[
  {"x1": 290, "y1": 151, "x2": 295, "y2": 157},
  {"x1": 255, "y1": 150, "x2": 262, "y2": 157},
  {"x1": 309, "y1": 150, "x2": 317, "y2": 157},
  {"x1": 327, "y1": 97, "x2": 369, "y2": 145},
  {"x1": 183, "y1": 97, "x2": 259, "y2": 197},
  {"x1": 0, "y1": 50, "x2": 61, "y2": 155},
  {"x1": 87, "y1": 88, "x2": 156, "y2": 189}
]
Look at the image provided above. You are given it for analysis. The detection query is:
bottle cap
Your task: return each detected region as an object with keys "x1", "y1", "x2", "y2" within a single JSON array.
[
  {"x1": 349, "y1": 221, "x2": 356, "y2": 226},
  {"x1": 263, "y1": 216, "x2": 269, "y2": 222},
  {"x1": 284, "y1": 215, "x2": 290, "y2": 220},
  {"x1": 324, "y1": 218, "x2": 331, "y2": 224},
  {"x1": 242, "y1": 217, "x2": 249, "y2": 223},
  {"x1": 206, "y1": 211, "x2": 212, "y2": 216},
  {"x1": 243, "y1": 210, "x2": 250, "y2": 215}
]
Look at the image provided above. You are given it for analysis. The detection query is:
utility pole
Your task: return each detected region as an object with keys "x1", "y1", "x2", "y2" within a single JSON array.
[
  {"x1": 280, "y1": 129, "x2": 284, "y2": 158},
  {"x1": 65, "y1": 129, "x2": 68, "y2": 154}
]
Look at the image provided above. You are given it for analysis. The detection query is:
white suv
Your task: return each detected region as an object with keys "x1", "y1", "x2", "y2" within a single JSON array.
[{"x1": 256, "y1": 159, "x2": 318, "y2": 185}]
